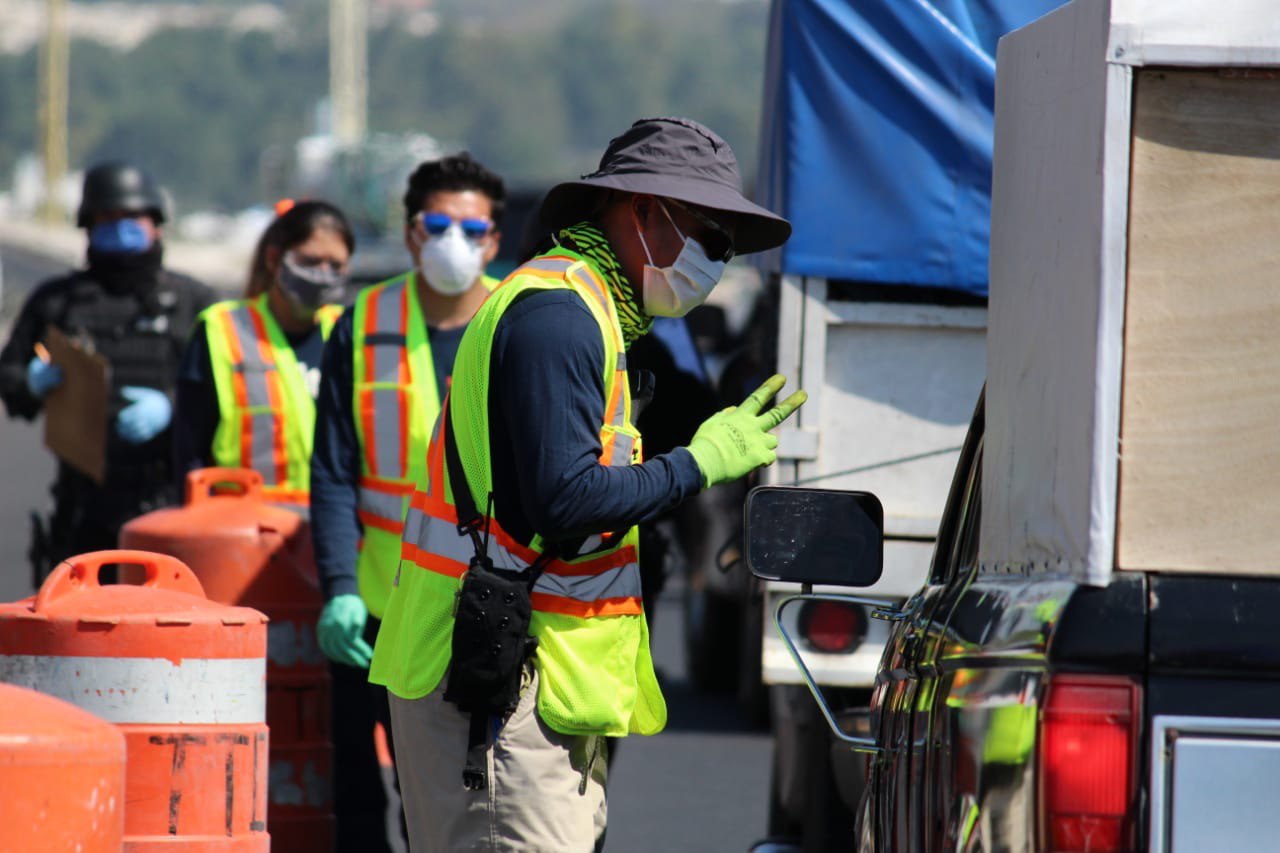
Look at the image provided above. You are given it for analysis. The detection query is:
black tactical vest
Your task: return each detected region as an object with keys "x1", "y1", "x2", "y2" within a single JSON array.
[{"x1": 42, "y1": 267, "x2": 213, "y2": 516}]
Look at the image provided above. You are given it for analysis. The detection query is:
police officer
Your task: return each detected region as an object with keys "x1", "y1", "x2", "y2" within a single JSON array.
[
  {"x1": 310, "y1": 152, "x2": 505, "y2": 851},
  {"x1": 172, "y1": 200, "x2": 354, "y2": 507},
  {"x1": 0, "y1": 161, "x2": 215, "y2": 579},
  {"x1": 369, "y1": 117, "x2": 806, "y2": 851}
]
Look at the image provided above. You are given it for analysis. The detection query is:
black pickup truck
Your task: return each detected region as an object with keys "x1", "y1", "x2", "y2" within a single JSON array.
[{"x1": 748, "y1": 389, "x2": 1280, "y2": 851}]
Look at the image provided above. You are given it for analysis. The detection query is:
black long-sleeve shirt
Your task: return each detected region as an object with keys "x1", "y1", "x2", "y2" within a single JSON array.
[
  {"x1": 310, "y1": 310, "x2": 464, "y2": 599},
  {"x1": 487, "y1": 290, "x2": 703, "y2": 546}
]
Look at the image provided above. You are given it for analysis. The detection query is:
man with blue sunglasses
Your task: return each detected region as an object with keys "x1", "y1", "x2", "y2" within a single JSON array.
[
  {"x1": 310, "y1": 152, "x2": 506, "y2": 850},
  {"x1": 0, "y1": 160, "x2": 215, "y2": 584}
]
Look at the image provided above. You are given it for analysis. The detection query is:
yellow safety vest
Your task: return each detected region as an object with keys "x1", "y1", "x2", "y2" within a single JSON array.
[
  {"x1": 350, "y1": 272, "x2": 496, "y2": 618},
  {"x1": 203, "y1": 293, "x2": 341, "y2": 506},
  {"x1": 370, "y1": 250, "x2": 666, "y2": 738}
]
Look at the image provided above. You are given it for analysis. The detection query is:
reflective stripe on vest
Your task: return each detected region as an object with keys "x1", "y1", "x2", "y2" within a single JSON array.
[
  {"x1": 371, "y1": 251, "x2": 664, "y2": 735},
  {"x1": 353, "y1": 274, "x2": 437, "y2": 537},
  {"x1": 399, "y1": 413, "x2": 644, "y2": 618},
  {"x1": 221, "y1": 301, "x2": 286, "y2": 483},
  {"x1": 397, "y1": 257, "x2": 641, "y2": 613},
  {"x1": 352, "y1": 273, "x2": 498, "y2": 537},
  {"x1": 203, "y1": 295, "x2": 340, "y2": 502}
]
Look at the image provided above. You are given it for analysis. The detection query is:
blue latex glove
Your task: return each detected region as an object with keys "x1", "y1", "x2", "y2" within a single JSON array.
[
  {"x1": 317, "y1": 594, "x2": 373, "y2": 669},
  {"x1": 25, "y1": 356, "x2": 63, "y2": 398},
  {"x1": 115, "y1": 385, "x2": 172, "y2": 444}
]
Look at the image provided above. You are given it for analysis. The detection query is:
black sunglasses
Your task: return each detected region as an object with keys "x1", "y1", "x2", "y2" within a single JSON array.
[{"x1": 667, "y1": 199, "x2": 735, "y2": 264}]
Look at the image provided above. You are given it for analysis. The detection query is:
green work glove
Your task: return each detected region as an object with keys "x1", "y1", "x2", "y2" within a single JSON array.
[
  {"x1": 686, "y1": 374, "x2": 808, "y2": 489},
  {"x1": 317, "y1": 593, "x2": 374, "y2": 669}
]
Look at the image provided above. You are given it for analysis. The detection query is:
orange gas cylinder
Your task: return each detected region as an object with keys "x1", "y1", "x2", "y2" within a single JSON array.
[
  {"x1": 0, "y1": 550, "x2": 269, "y2": 851},
  {"x1": 0, "y1": 683, "x2": 127, "y2": 851},
  {"x1": 120, "y1": 467, "x2": 334, "y2": 851}
]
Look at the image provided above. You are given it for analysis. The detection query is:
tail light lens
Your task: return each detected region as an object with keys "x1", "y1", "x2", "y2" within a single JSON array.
[
  {"x1": 798, "y1": 600, "x2": 865, "y2": 654},
  {"x1": 1038, "y1": 674, "x2": 1141, "y2": 852}
]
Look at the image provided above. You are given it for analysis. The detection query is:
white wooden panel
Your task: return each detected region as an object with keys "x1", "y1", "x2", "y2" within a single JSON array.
[
  {"x1": 982, "y1": 0, "x2": 1130, "y2": 586},
  {"x1": 766, "y1": 273, "x2": 808, "y2": 485},
  {"x1": 1110, "y1": 0, "x2": 1280, "y2": 67},
  {"x1": 770, "y1": 273, "x2": 984, "y2": 541},
  {"x1": 811, "y1": 321, "x2": 984, "y2": 535},
  {"x1": 825, "y1": 301, "x2": 988, "y2": 330}
]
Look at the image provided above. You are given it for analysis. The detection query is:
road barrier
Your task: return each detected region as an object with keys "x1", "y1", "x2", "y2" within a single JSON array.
[
  {"x1": 122, "y1": 467, "x2": 334, "y2": 850},
  {"x1": 0, "y1": 682, "x2": 127, "y2": 850},
  {"x1": 0, "y1": 550, "x2": 269, "y2": 850}
]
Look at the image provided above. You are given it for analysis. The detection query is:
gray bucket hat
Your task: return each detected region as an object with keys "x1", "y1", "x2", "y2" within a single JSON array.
[{"x1": 538, "y1": 117, "x2": 791, "y2": 255}]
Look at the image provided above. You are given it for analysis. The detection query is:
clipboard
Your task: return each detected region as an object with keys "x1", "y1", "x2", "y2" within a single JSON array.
[{"x1": 42, "y1": 327, "x2": 111, "y2": 485}]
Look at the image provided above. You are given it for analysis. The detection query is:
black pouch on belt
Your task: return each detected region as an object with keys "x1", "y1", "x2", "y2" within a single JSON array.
[
  {"x1": 443, "y1": 559, "x2": 537, "y2": 717},
  {"x1": 440, "y1": 408, "x2": 552, "y2": 791}
]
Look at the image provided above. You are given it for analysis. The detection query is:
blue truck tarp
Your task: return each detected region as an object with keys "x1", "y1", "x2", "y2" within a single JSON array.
[{"x1": 756, "y1": 0, "x2": 1066, "y2": 295}]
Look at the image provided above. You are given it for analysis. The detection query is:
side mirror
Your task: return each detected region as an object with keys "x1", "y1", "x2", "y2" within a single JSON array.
[{"x1": 745, "y1": 486, "x2": 884, "y2": 587}]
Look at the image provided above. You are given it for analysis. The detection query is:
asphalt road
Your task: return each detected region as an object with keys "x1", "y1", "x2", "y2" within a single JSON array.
[
  {"x1": 0, "y1": 243, "x2": 61, "y2": 604},
  {"x1": 0, "y1": 238, "x2": 772, "y2": 851}
]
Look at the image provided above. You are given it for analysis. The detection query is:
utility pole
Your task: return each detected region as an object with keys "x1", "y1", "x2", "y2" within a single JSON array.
[
  {"x1": 329, "y1": 0, "x2": 368, "y2": 146},
  {"x1": 38, "y1": 0, "x2": 69, "y2": 223}
]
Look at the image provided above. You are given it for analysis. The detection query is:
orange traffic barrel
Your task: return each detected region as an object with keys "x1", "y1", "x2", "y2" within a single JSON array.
[
  {"x1": 0, "y1": 683, "x2": 127, "y2": 851},
  {"x1": 121, "y1": 467, "x2": 334, "y2": 850},
  {"x1": 0, "y1": 550, "x2": 269, "y2": 851}
]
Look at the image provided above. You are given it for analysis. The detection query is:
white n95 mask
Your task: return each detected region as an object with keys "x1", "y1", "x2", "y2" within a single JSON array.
[
  {"x1": 419, "y1": 226, "x2": 486, "y2": 296},
  {"x1": 636, "y1": 201, "x2": 727, "y2": 318}
]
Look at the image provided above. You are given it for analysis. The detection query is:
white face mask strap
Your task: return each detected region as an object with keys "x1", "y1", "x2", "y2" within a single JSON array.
[
  {"x1": 657, "y1": 199, "x2": 687, "y2": 243},
  {"x1": 637, "y1": 198, "x2": 687, "y2": 267},
  {"x1": 635, "y1": 208, "x2": 657, "y2": 266}
]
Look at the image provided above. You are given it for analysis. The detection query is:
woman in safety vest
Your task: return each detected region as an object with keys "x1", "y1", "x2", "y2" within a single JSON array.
[{"x1": 172, "y1": 200, "x2": 354, "y2": 508}]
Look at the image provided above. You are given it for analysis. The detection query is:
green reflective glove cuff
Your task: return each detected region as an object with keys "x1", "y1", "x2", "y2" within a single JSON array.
[{"x1": 686, "y1": 433, "x2": 730, "y2": 489}]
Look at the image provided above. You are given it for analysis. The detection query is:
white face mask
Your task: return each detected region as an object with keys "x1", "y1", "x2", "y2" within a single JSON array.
[
  {"x1": 418, "y1": 225, "x2": 486, "y2": 296},
  {"x1": 636, "y1": 201, "x2": 727, "y2": 318}
]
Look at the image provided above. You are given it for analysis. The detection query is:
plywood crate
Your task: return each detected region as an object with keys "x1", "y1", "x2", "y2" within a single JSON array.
[{"x1": 1118, "y1": 69, "x2": 1280, "y2": 574}]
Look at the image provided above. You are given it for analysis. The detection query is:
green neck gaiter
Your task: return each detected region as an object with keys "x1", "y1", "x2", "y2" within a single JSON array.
[{"x1": 555, "y1": 221, "x2": 653, "y2": 349}]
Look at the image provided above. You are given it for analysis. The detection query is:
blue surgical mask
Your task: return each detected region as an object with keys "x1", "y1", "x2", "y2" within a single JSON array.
[{"x1": 89, "y1": 219, "x2": 153, "y2": 254}]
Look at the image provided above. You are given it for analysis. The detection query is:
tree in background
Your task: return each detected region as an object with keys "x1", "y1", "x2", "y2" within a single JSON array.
[{"x1": 0, "y1": 0, "x2": 768, "y2": 216}]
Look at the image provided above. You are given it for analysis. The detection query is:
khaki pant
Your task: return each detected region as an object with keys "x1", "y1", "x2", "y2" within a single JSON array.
[{"x1": 389, "y1": 666, "x2": 608, "y2": 852}]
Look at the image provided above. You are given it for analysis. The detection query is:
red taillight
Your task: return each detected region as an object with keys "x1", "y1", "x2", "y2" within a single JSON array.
[
  {"x1": 798, "y1": 601, "x2": 865, "y2": 653},
  {"x1": 1038, "y1": 675, "x2": 1141, "y2": 853}
]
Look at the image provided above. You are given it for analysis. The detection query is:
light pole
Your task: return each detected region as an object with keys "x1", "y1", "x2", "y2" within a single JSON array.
[
  {"x1": 38, "y1": 0, "x2": 69, "y2": 223},
  {"x1": 330, "y1": 0, "x2": 368, "y2": 146}
]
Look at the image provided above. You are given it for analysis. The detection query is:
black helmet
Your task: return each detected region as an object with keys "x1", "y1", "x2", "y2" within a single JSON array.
[{"x1": 77, "y1": 161, "x2": 168, "y2": 228}]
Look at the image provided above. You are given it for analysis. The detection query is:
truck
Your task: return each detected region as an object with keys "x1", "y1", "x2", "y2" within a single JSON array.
[
  {"x1": 705, "y1": 1, "x2": 1061, "y2": 846},
  {"x1": 745, "y1": 0, "x2": 1280, "y2": 849}
]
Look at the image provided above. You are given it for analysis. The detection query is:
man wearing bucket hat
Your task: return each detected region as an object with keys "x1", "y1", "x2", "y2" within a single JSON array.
[{"x1": 369, "y1": 117, "x2": 805, "y2": 850}]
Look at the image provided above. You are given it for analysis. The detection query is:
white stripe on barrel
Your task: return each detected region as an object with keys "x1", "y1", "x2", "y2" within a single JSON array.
[{"x1": 0, "y1": 655, "x2": 265, "y2": 724}]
